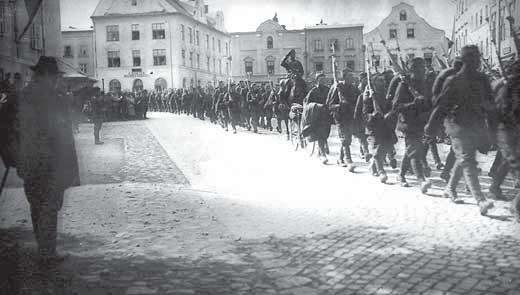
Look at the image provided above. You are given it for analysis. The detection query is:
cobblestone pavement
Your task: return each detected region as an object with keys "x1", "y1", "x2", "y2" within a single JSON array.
[{"x1": 1, "y1": 113, "x2": 520, "y2": 295}]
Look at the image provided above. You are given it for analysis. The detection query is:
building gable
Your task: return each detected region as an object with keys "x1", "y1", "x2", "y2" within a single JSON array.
[{"x1": 91, "y1": 0, "x2": 188, "y2": 18}]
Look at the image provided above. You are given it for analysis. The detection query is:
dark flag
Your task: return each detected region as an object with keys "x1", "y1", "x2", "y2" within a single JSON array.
[{"x1": 16, "y1": 0, "x2": 43, "y2": 42}]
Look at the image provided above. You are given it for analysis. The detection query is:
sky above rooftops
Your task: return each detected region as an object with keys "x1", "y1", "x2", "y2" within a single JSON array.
[{"x1": 60, "y1": 0, "x2": 454, "y2": 35}]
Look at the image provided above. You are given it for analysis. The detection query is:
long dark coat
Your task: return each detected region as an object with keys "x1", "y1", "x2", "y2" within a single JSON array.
[{"x1": 16, "y1": 79, "x2": 80, "y2": 191}]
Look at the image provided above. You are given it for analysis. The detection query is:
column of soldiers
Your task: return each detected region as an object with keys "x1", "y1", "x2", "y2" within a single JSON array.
[{"x1": 144, "y1": 46, "x2": 520, "y2": 220}]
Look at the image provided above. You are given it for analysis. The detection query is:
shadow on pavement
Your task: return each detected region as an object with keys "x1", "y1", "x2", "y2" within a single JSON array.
[{"x1": 2, "y1": 223, "x2": 520, "y2": 295}]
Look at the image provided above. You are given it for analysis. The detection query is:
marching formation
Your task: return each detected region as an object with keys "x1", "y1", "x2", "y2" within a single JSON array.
[{"x1": 120, "y1": 45, "x2": 520, "y2": 220}]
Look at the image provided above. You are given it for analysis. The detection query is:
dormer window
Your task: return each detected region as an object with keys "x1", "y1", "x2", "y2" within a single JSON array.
[
  {"x1": 131, "y1": 0, "x2": 137, "y2": 6},
  {"x1": 400, "y1": 10, "x2": 407, "y2": 21}
]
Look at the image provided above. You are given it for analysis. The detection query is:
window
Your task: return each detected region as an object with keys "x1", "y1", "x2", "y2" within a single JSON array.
[
  {"x1": 346, "y1": 60, "x2": 355, "y2": 71},
  {"x1": 225, "y1": 42, "x2": 229, "y2": 55},
  {"x1": 188, "y1": 27, "x2": 192, "y2": 43},
  {"x1": 30, "y1": 24, "x2": 42, "y2": 50},
  {"x1": 106, "y1": 25, "x2": 119, "y2": 41},
  {"x1": 267, "y1": 60, "x2": 275, "y2": 75},
  {"x1": 218, "y1": 40, "x2": 221, "y2": 52},
  {"x1": 109, "y1": 79, "x2": 121, "y2": 93},
  {"x1": 400, "y1": 10, "x2": 407, "y2": 21},
  {"x1": 182, "y1": 78, "x2": 187, "y2": 88},
  {"x1": 132, "y1": 68, "x2": 142, "y2": 72},
  {"x1": 181, "y1": 24, "x2": 185, "y2": 41},
  {"x1": 407, "y1": 28, "x2": 415, "y2": 39},
  {"x1": 389, "y1": 29, "x2": 397, "y2": 39},
  {"x1": 152, "y1": 23, "x2": 165, "y2": 39},
  {"x1": 196, "y1": 30, "x2": 200, "y2": 46},
  {"x1": 131, "y1": 0, "x2": 137, "y2": 6},
  {"x1": 480, "y1": 9, "x2": 483, "y2": 25},
  {"x1": 189, "y1": 51, "x2": 193, "y2": 67},
  {"x1": 182, "y1": 50, "x2": 186, "y2": 66},
  {"x1": 0, "y1": 3, "x2": 7, "y2": 37},
  {"x1": 206, "y1": 56, "x2": 210, "y2": 71},
  {"x1": 212, "y1": 37, "x2": 215, "y2": 51},
  {"x1": 345, "y1": 38, "x2": 354, "y2": 49},
  {"x1": 267, "y1": 36, "x2": 273, "y2": 49},
  {"x1": 424, "y1": 52, "x2": 433, "y2": 67},
  {"x1": 314, "y1": 39, "x2": 323, "y2": 51},
  {"x1": 79, "y1": 45, "x2": 88, "y2": 57},
  {"x1": 213, "y1": 58, "x2": 216, "y2": 73},
  {"x1": 329, "y1": 39, "x2": 339, "y2": 52},
  {"x1": 197, "y1": 54, "x2": 200, "y2": 69},
  {"x1": 79, "y1": 63, "x2": 88, "y2": 74},
  {"x1": 153, "y1": 49, "x2": 167, "y2": 65},
  {"x1": 63, "y1": 45, "x2": 73, "y2": 58},
  {"x1": 206, "y1": 34, "x2": 209, "y2": 49},
  {"x1": 226, "y1": 62, "x2": 229, "y2": 75},
  {"x1": 245, "y1": 61, "x2": 253, "y2": 73},
  {"x1": 132, "y1": 50, "x2": 141, "y2": 67},
  {"x1": 131, "y1": 24, "x2": 140, "y2": 40},
  {"x1": 315, "y1": 62, "x2": 324, "y2": 72},
  {"x1": 218, "y1": 59, "x2": 222, "y2": 74},
  {"x1": 107, "y1": 51, "x2": 120, "y2": 67}
]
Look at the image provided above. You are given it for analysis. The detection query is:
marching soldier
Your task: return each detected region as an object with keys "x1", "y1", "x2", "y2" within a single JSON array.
[
  {"x1": 392, "y1": 57, "x2": 433, "y2": 193},
  {"x1": 363, "y1": 74, "x2": 395, "y2": 183},
  {"x1": 327, "y1": 69, "x2": 360, "y2": 172},
  {"x1": 426, "y1": 45, "x2": 496, "y2": 215},
  {"x1": 494, "y1": 59, "x2": 520, "y2": 220},
  {"x1": 303, "y1": 73, "x2": 331, "y2": 164}
]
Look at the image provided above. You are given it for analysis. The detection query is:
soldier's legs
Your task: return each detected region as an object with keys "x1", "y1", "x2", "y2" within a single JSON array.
[
  {"x1": 318, "y1": 139, "x2": 328, "y2": 164},
  {"x1": 406, "y1": 137, "x2": 426, "y2": 181},
  {"x1": 368, "y1": 136, "x2": 388, "y2": 180},
  {"x1": 251, "y1": 113, "x2": 259, "y2": 133},
  {"x1": 489, "y1": 151, "x2": 504, "y2": 178},
  {"x1": 450, "y1": 136, "x2": 490, "y2": 208},
  {"x1": 440, "y1": 147, "x2": 456, "y2": 182},
  {"x1": 489, "y1": 160, "x2": 510, "y2": 200},
  {"x1": 358, "y1": 135, "x2": 371, "y2": 161},
  {"x1": 94, "y1": 120, "x2": 102, "y2": 143}
]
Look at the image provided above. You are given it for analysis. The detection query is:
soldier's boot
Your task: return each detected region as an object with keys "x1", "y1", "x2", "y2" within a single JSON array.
[
  {"x1": 443, "y1": 189, "x2": 464, "y2": 204},
  {"x1": 489, "y1": 162, "x2": 509, "y2": 201},
  {"x1": 399, "y1": 157, "x2": 411, "y2": 187},
  {"x1": 379, "y1": 173, "x2": 388, "y2": 184},
  {"x1": 345, "y1": 147, "x2": 355, "y2": 172}
]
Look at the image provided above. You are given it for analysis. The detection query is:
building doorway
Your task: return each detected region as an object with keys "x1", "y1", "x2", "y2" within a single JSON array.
[
  {"x1": 133, "y1": 79, "x2": 144, "y2": 92},
  {"x1": 154, "y1": 78, "x2": 167, "y2": 91}
]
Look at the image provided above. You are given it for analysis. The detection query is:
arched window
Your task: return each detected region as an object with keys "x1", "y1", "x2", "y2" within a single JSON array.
[
  {"x1": 133, "y1": 79, "x2": 143, "y2": 92},
  {"x1": 154, "y1": 78, "x2": 167, "y2": 91},
  {"x1": 400, "y1": 10, "x2": 407, "y2": 21},
  {"x1": 109, "y1": 79, "x2": 121, "y2": 93},
  {"x1": 267, "y1": 36, "x2": 274, "y2": 49}
]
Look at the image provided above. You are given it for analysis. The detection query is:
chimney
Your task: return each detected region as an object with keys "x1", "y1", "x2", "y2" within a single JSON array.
[{"x1": 204, "y1": 5, "x2": 209, "y2": 13}]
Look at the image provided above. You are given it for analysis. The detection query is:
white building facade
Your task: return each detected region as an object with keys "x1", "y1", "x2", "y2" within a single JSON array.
[
  {"x1": 0, "y1": 0, "x2": 62, "y2": 85},
  {"x1": 61, "y1": 29, "x2": 95, "y2": 77},
  {"x1": 364, "y1": 2, "x2": 449, "y2": 72},
  {"x1": 230, "y1": 16, "x2": 364, "y2": 83},
  {"x1": 91, "y1": 0, "x2": 230, "y2": 93},
  {"x1": 453, "y1": 0, "x2": 520, "y2": 69}
]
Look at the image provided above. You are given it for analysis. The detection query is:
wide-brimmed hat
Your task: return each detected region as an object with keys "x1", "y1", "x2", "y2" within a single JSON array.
[{"x1": 30, "y1": 56, "x2": 64, "y2": 75}]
